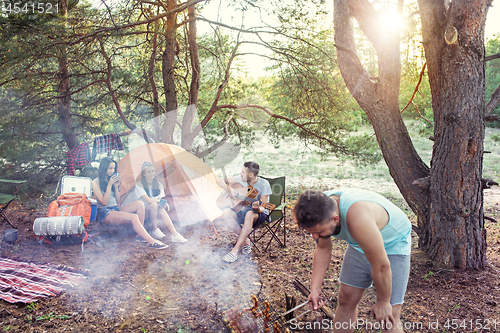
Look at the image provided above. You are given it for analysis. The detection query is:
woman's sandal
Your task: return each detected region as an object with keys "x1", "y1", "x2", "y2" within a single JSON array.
[{"x1": 222, "y1": 252, "x2": 238, "y2": 263}]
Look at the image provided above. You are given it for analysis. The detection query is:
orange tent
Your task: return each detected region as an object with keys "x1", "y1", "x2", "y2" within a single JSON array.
[{"x1": 117, "y1": 143, "x2": 223, "y2": 227}]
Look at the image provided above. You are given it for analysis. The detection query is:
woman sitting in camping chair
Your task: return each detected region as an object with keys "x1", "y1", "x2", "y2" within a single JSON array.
[
  {"x1": 92, "y1": 157, "x2": 168, "y2": 249},
  {"x1": 135, "y1": 161, "x2": 188, "y2": 243}
]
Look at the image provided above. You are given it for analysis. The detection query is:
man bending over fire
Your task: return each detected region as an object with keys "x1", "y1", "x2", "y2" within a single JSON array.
[
  {"x1": 293, "y1": 189, "x2": 411, "y2": 333},
  {"x1": 216, "y1": 161, "x2": 272, "y2": 263}
]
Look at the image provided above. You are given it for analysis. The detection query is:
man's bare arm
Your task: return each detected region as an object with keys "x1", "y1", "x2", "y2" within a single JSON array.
[
  {"x1": 309, "y1": 236, "x2": 332, "y2": 310},
  {"x1": 216, "y1": 177, "x2": 237, "y2": 189}
]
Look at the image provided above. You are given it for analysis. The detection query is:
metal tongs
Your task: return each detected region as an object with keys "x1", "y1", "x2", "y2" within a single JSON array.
[{"x1": 282, "y1": 300, "x2": 317, "y2": 324}]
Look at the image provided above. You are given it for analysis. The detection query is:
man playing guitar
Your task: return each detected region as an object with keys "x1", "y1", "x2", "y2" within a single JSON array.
[{"x1": 216, "y1": 161, "x2": 272, "y2": 263}]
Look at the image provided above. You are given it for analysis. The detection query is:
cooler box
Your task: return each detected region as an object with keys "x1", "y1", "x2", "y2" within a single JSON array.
[{"x1": 60, "y1": 176, "x2": 97, "y2": 221}]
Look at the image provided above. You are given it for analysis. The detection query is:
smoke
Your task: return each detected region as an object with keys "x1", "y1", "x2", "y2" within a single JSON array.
[
  {"x1": 150, "y1": 233, "x2": 261, "y2": 309},
  {"x1": 70, "y1": 105, "x2": 264, "y2": 320}
]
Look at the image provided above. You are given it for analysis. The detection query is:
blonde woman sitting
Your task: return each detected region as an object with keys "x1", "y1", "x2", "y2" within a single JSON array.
[{"x1": 135, "y1": 161, "x2": 188, "y2": 243}]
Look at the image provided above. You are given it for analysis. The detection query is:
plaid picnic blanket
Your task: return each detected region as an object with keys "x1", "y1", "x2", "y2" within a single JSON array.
[
  {"x1": 91, "y1": 134, "x2": 124, "y2": 160},
  {"x1": 0, "y1": 257, "x2": 87, "y2": 303},
  {"x1": 65, "y1": 142, "x2": 91, "y2": 175}
]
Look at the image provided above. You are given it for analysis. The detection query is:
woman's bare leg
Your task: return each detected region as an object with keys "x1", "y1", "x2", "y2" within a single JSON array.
[
  {"x1": 104, "y1": 212, "x2": 154, "y2": 244},
  {"x1": 121, "y1": 201, "x2": 146, "y2": 223},
  {"x1": 104, "y1": 201, "x2": 155, "y2": 244},
  {"x1": 158, "y1": 209, "x2": 178, "y2": 235},
  {"x1": 145, "y1": 202, "x2": 159, "y2": 230}
]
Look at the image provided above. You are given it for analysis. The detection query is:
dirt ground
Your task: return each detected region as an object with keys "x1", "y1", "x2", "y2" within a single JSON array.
[{"x1": 1, "y1": 188, "x2": 500, "y2": 332}]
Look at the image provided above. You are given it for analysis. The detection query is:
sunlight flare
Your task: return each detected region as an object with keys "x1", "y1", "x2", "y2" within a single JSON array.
[{"x1": 379, "y1": 11, "x2": 406, "y2": 35}]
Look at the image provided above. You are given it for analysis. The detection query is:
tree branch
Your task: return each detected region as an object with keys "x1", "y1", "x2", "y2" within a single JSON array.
[
  {"x1": 98, "y1": 38, "x2": 136, "y2": 130},
  {"x1": 197, "y1": 17, "x2": 337, "y2": 64},
  {"x1": 138, "y1": 0, "x2": 168, "y2": 12},
  {"x1": 485, "y1": 114, "x2": 500, "y2": 121},
  {"x1": 482, "y1": 178, "x2": 499, "y2": 189},
  {"x1": 485, "y1": 83, "x2": 500, "y2": 116},
  {"x1": 53, "y1": 0, "x2": 205, "y2": 46},
  {"x1": 62, "y1": 79, "x2": 107, "y2": 97},
  {"x1": 333, "y1": 44, "x2": 363, "y2": 67},
  {"x1": 485, "y1": 215, "x2": 498, "y2": 223},
  {"x1": 400, "y1": 61, "x2": 433, "y2": 126},
  {"x1": 401, "y1": 62, "x2": 427, "y2": 113},
  {"x1": 198, "y1": 41, "x2": 241, "y2": 130},
  {"x1": 213, "y1": 104, "x2": 349, "y2": 153},
  {"x1": 346, "y1": 0, "x2": 388, "y2": 52},
  {"x1": 485, "y1": 52, "x2": 500, "y2": 62},
  {"x1": 195, "y1": 113, "x2": 234, "y2": 160},
  {"x1": 196, "y1": 17, "x2": 278, "y2": 35},
  {"x1": 334, "y1": 0, "x2": 376, "y2": 104}
]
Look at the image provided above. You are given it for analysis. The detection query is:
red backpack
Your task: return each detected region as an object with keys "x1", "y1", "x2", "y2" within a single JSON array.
[
  {"x1": 47, "y1": 193, "x2": 91, "y2": 227},
  {"x1": 35, "y1": 193, "x2": 94, "y2": 246}
]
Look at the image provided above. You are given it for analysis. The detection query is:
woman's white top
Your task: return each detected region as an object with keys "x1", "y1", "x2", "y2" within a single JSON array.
[{"x1": 135, "y1": 182, "x2": 165, "y2": 205}]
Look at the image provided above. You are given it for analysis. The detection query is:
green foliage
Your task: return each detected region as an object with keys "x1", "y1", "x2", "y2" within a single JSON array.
[
  {"x1": 486, "y1": 34, "x2": 500, "y2": 128},
  {"x1": 258, "y1": 1, "x2": 381, "y2": 165},
  {"x1": 2, "y1": 326, "x2": 19, "y2": 331},
  {"x1": 0, "y1": 88, "x2": 66, "y2": 189},
  {"x1": 26, "y1": 302, "x2": 39, "y2": 312},
  {"x1": 422, "y1": 270, "x2": 434, "y2": 280},
  {"x1": 35, "y1": 312, "x2": 72, "y2": 321},
  {"x1": 5, "y1": 0, "x2": 496, "y2": 200},
  {"x1": 0, "y1": 1, "x2": 114, "y2": 191},
  {"x1": 193, "y1": 33, "x2": 265, "y2": 148},
  {"x1": 398, "y1": 2, "x2": 433, "y2": 122},
  {"x1": 407, "y1": 118, "x2": 434, "y2": 139}
]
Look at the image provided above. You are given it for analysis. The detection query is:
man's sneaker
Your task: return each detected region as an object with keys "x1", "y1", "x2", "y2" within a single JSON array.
[
  {"x1": 241, "y1": 244, "x2": 252, "y2": 255},
  {"x1": 171, "y1": 233, "x2": 188, "y2": 243},
  {"x1": 151, "y1": 228, "x2": 166, "y2": 239},
  {"x1": 148, "y1": 240, "x2": 168, "y2": 250},
  {"x1": 135, "y1": 236, "x2": 148, "y2": 243},
  {"x1": 222, "y1": 252, "x2": 237, "y2": 263}
]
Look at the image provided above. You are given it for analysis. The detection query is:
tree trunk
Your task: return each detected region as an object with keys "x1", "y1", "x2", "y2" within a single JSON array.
[
  {"x1": 334, "y1": 0, "x2": 430, "y2": 227},
  {"x1": 334, "y1": 0, "x2": 487, "y2": 269},
  {"x1": 187, "y1": 5, "x2": 200, "y2": 107},
  {"x1": 57, "y1": 0, "x2": 79, "y2": 150},
  {"x1": 149, "y1": 32, "x2": 162, "y2": 141},
  {"x1": 161, "y1": 0, "x2": 178, "y2": 144},
  {"x1": 180, "y1": 4, "x2": 201, "y2": 152},
  {"x1": 58, "y1": 53, "x2": 79, "y2": 150},
  {"x1": 418, "y1": 0, "x2": 487, "y2": 269}
]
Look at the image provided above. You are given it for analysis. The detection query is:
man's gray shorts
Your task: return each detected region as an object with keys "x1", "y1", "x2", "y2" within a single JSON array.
[{"x1": 339, "y1": 245, "x2": 410, "y2": 305}]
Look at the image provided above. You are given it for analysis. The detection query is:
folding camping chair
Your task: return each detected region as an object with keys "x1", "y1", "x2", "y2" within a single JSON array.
[
  {"x1": 0, "y1": 179, "x2": 26, "y2": 228},
  {"x1": 249, "y1": 176, "x2": 286, "y2": 253}
]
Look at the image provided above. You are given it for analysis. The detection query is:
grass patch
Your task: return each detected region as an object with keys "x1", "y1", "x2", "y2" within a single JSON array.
[
  {"x1": 380, "y1": 191, "x2": 416, "y2": 220},
  {"x1": 213, "y1": 122, "x2": 500, "y2": 203}
]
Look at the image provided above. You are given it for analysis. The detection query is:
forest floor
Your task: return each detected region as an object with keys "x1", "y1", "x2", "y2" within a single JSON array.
[{"x1": 1, "y1": 186, "x2": 500, "y2": 333}]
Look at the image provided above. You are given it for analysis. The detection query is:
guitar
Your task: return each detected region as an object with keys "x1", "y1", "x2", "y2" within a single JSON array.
[{"x1": 216, "y1": 183, "x2": 275, "y2": 213}]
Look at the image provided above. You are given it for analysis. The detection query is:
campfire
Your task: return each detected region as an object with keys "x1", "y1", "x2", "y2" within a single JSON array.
[{"x1": 223, "y1": 295, "x2": 289, "y2": 333}]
